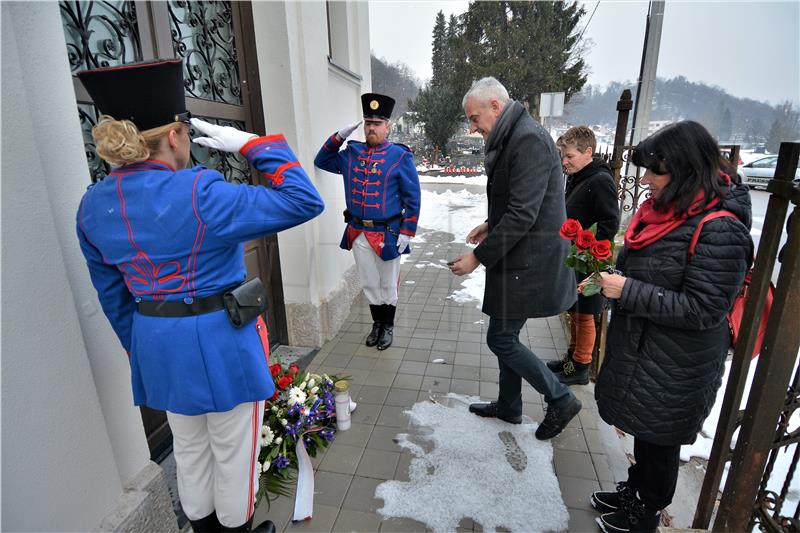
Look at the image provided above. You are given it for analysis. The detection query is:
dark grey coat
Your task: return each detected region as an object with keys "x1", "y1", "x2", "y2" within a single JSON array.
[
  {"x1": 473, "y1": 102, "x2": 576, "y2": 318},
  {"x1": 595, "y1": 184, "x2": 753, "y2": 445}
]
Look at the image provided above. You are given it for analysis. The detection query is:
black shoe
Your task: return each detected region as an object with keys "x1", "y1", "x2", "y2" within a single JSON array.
[
  {"x1": 190, "y1": 512, "x2": 221, "y2": 533},
  {"x1": 546, "y1": 350, "x2": 573, "y2": 372},
  {"x1": 556, "y1": 359, "x2": 590, "y2": 385},
  {"x1": 468, "y1": 401, "x2": 522, "y2": 424},
  {"x1": 596, "y1": 496, "x2": 661, "y2": 533},
  {"x1": 377, "y1": 304, "x2": 396, "y2": 350},
  {"x1": 251, "y1": 520, "x2": 276, "y2": 533},
  {"x1": 365, "y1": 304, "x2": 383, "y2": 347},
  {"x1": 220, "y1": 517, "x2": 252, "y2": 532},
  {"x1": 535, "y1": 398, "x2": 581, "y2": 440},
  {"x1": 591, "y1": 481, "x2": 635, "y2": 513}
]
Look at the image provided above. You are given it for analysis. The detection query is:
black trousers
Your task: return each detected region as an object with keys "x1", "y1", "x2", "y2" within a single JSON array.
[{"x1": 627, "y1": 437, "x2": 681, "y2": 510}]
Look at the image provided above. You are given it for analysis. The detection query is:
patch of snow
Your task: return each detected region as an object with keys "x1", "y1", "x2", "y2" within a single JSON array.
[
  {"x1": 375, "y1": 394, "x2": 569, "y2": 533},
  {"x1": 447, "y1": 266, "x2": 485, "y2": 308}
]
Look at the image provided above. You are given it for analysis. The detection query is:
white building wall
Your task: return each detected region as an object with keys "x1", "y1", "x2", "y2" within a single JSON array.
[
  {"x1": 251, "y1": 1, "x2": 372, "y2": 346},
  {"x1": 1, "y1": 3, "x2": 154, "y2": 530}
]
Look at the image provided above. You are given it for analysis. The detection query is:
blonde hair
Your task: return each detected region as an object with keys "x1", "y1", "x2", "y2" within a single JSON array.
[
  {"x1": 92, "y1": 115, "x2": 184, "y2": 166},
  {"x1": 557, "y1": 125, "x2": 596, "y2": 153}
]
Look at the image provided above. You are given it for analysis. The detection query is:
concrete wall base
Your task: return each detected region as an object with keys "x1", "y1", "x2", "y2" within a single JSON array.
[
  {"x1": 94, "y1": 462, "x2": 179, "y2": 533},
  {"x1": 285, "y1": 265, "x2": 361, "y2": 347}
]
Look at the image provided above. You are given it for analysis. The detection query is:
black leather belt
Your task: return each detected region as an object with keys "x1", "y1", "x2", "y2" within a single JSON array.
[
  {"x1": 137, "y1": 292, "x2": 226, "y2": 317},
  {"x1": 343, "y1": 210, "x2": 403, "y2": 227}
]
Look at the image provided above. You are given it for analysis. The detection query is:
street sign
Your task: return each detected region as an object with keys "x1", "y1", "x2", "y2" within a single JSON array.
[{"x1": 539, "y1": 92, "x2": 565, "y2": 117}]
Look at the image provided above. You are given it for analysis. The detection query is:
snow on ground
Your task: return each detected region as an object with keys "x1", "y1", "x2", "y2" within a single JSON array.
[
  {"x1": 376, "y1": 394, "x2": 569, "y2": 532},
  {"x1": 419, "y1": 174, "x2": 488, "y2": 186},
  {"x1": 416, "y1": 184, "x2": 488, "y2": 305}
]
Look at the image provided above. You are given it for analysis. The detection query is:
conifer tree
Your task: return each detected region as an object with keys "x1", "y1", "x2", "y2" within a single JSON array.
[{"x1": 449, "y1": 1, "x2": 587, "y2": 119}]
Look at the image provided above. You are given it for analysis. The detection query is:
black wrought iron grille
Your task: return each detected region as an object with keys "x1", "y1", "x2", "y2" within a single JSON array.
[
  {"x1": 751, "y1": 367, "x2": 800, "y2": 532},
  {"x1": 168, "y1": 1, "x2": 243, "y2": 105},
  {"x1": 79, "y1": 103, "x2": 112, "y2": 183},
  {"x1": 60, "y1": 1, "x2": 142, "y2": 73}
]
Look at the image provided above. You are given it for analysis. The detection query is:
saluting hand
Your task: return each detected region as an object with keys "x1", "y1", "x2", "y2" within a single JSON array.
[
  {"x1": 336, "y1": 121, "x2": 362, "y2": 141},
  {"x1": 191, "y1": 118, "x2": 258, "y2": 153}
]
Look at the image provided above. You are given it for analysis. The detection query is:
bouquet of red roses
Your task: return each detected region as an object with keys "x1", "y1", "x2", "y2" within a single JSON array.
[{"x1": 559, "y1": 219, "x2": 615, "y2": 297}]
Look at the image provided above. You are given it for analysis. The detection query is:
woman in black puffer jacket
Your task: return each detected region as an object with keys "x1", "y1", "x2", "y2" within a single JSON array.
[{"x1": 589, "y1": 121, "x2": 753, "y2": 533}]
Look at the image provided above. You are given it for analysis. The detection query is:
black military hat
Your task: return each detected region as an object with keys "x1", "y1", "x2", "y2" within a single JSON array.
[
  {"x1": 361, "y1": 93, "x2": 395, "y2": 120},
  {"x1": 77, "y1": 58, "x2": 189, "y2": 131}
]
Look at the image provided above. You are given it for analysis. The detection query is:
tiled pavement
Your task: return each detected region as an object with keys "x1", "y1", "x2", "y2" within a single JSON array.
[{"x1": 253, "y1": 229, "x2": 624, "y2": 533}]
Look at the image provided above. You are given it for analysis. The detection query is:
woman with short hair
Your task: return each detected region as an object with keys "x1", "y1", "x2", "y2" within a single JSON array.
[
  {"x1": 551, "y1": 126, "x2": 620, "y2": 385},
  {"x1": 590, "y1": 121, "x2": 752, "y2": 533}
]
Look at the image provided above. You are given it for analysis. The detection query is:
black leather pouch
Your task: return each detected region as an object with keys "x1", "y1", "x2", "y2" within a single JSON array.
[{"x1": 223, "y1": 278, "x2": 268, "y2": 327}]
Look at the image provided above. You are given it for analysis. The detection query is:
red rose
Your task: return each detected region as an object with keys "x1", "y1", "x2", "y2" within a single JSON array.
[
  {"x1": 288, "y1": 364, "x2": 300, "y2": 374},
  {"x1": 559, "y1": 219, "x2": 582, "y2": 240},
  {"x1": 277, "y1": 376, "x2": 293, "y2": 390},
  {"x1": 589, "y1": 240, "x2": 612, "y2": 261},
  {"x1": 269, "y1": 364, "x2": 282, "y2": 377},
  {"x1": 575, "y1": 229, "x2": 596, "y2": 251},
  {"x1": 270, "y1": 391, "x2": 280, "y2": 401}
]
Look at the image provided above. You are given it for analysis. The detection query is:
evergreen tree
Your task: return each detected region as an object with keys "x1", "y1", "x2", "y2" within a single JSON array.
[
  {"x1": 409, "y1": 10, "x2": 463, "y2": 163},
  {"x1": 719, "y1": 107, "x2": 733, "y2": 142},
  {"x1": 766, "y1": 101, "x2": 800, "y2": 153},
  {"x1": 449, "y1": 1, "x2": 587, "y2": 119}
]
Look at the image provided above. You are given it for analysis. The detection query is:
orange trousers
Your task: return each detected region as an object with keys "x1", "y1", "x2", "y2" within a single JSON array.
[{"x1": 568, "y1": 311, "x2": 595, "y2": 364}]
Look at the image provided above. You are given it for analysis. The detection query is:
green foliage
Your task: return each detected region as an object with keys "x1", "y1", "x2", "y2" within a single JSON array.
[
  {"x1": 409, "y1": 11, "x2": 463, "y2": 161},
  {"x1": 449, "y1": 1, "x2": 588, "y2": 118}
]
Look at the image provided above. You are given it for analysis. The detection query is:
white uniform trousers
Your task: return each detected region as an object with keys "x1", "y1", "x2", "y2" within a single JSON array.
[
  {"x1": 167, "y1": 400, "x2": 265, "y2": 527},
  {"x1": 352, "y1": 233, "x2": 401, "y2": 305}
]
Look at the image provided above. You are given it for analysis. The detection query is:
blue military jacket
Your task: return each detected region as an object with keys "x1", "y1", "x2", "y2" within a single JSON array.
[
  {"x1": 77, "y1": 136, "x2": 324, "y2": 415},
  {"x1": 314, "y1": 134, "x2": 420, "y2": 260}
]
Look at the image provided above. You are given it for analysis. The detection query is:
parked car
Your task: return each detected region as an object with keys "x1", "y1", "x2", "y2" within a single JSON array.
[{"x1": 737, "y1": 155, "x2": 800, "y2": 189}]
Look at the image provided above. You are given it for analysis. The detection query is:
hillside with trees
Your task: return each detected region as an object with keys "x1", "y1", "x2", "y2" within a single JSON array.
[
  {"x1": 563, "y1": 76, "x2": 797, "y2": 146},
  {"x1": 370, "y1": 54, "x2": 420, "y2": 118}
]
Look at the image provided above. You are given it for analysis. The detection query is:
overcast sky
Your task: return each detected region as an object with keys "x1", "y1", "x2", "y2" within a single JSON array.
[{"x1": 368, "y1": 0, "x2": 800, "y2": 106}]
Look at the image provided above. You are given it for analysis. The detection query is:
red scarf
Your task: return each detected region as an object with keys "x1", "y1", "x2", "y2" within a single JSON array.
[{"x1": 624, "y1": 173, "x2": 731, "y2": 250}]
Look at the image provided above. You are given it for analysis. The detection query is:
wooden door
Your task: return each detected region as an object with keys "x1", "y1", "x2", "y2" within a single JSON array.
[{"x1": 60, "y1": 0, "x2": 287, "y2": 459}]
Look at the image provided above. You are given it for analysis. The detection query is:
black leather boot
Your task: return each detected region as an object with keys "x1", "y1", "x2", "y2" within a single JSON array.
[
  {"x1": 377, "y1": 304, "x2": 395, "y2": 350},
  {"x1": 190, "y1": 511, "x2": 221, "y2": 533},
  {"x1": 221, "y1": 516, "x2": 277, "y2": 532},
  {"x1": 365, "y1": 304, "x2": 383, "y2": 347}
]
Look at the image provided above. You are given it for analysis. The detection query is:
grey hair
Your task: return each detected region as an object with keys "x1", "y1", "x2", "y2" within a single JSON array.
[{"x1": 462, "y1": 77, "x2": 510, "y2": 109}]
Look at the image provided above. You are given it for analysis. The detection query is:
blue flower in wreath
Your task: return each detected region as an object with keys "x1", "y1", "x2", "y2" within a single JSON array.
[
  {"x1": 320, "y1": 429, "x2": 335, "y2": 442},
  {"x1": 273, "y1": 454, "x2": 289, "y2": 469}
]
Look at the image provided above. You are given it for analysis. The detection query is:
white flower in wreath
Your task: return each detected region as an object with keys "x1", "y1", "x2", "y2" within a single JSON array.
[
  {"x1": 288, "y1": 387, "x2": 307, "y2": 406},
  {"x1": 275, "y1": 436, "x2": 282, "y2": 445},
  {"x1": 280, "y1": 418, "x2": 288, "y2": 426},
  {"x1": 310, "y1": 386, "x2": 319, "y2": 395},
  {"x1": 299, "y1": 381, "x2": 307, "y2": 390},
  {"x1": 307, "y1": 378, "x2": 316, "y2": 389},
  {"x1": 271, "y1": 405, "x2": 278, "y2": 413},
  {"x1": 262, "y1": 461, "x2": 270, "y2": 473},
  {"x1": 260, "y1": 425, "x2": 274, "y2": 447}
]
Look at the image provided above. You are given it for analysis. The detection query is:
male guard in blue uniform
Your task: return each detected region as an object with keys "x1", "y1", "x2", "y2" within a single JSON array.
[
  {"x1": 76, "y1": 59, "x2": 323, "y2": 532},
  {"x1": 314, "y1": 93, "x2": 421, "y2": 350}
]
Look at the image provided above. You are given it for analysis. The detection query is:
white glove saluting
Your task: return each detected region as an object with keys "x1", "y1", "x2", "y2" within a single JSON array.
[
  {"x1": 191, "y1": 118, "x2": 258, "y2": 153},
  {"x1": 336, "y1": 121, "x2": 362, "y2": 141},
  {"x1": 397, "y1": 233, "x2": 411, "y2": 252}
]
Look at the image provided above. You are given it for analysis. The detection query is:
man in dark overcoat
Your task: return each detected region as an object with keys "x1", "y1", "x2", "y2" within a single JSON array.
[{"x1": 448, "y1": 77, "x2": 581, "y2": 440}]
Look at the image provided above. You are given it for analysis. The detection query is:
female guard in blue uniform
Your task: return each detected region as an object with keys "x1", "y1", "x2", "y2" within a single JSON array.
[{"x1": 76, "y1": 59, "x2": 323, "y2": 532}]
